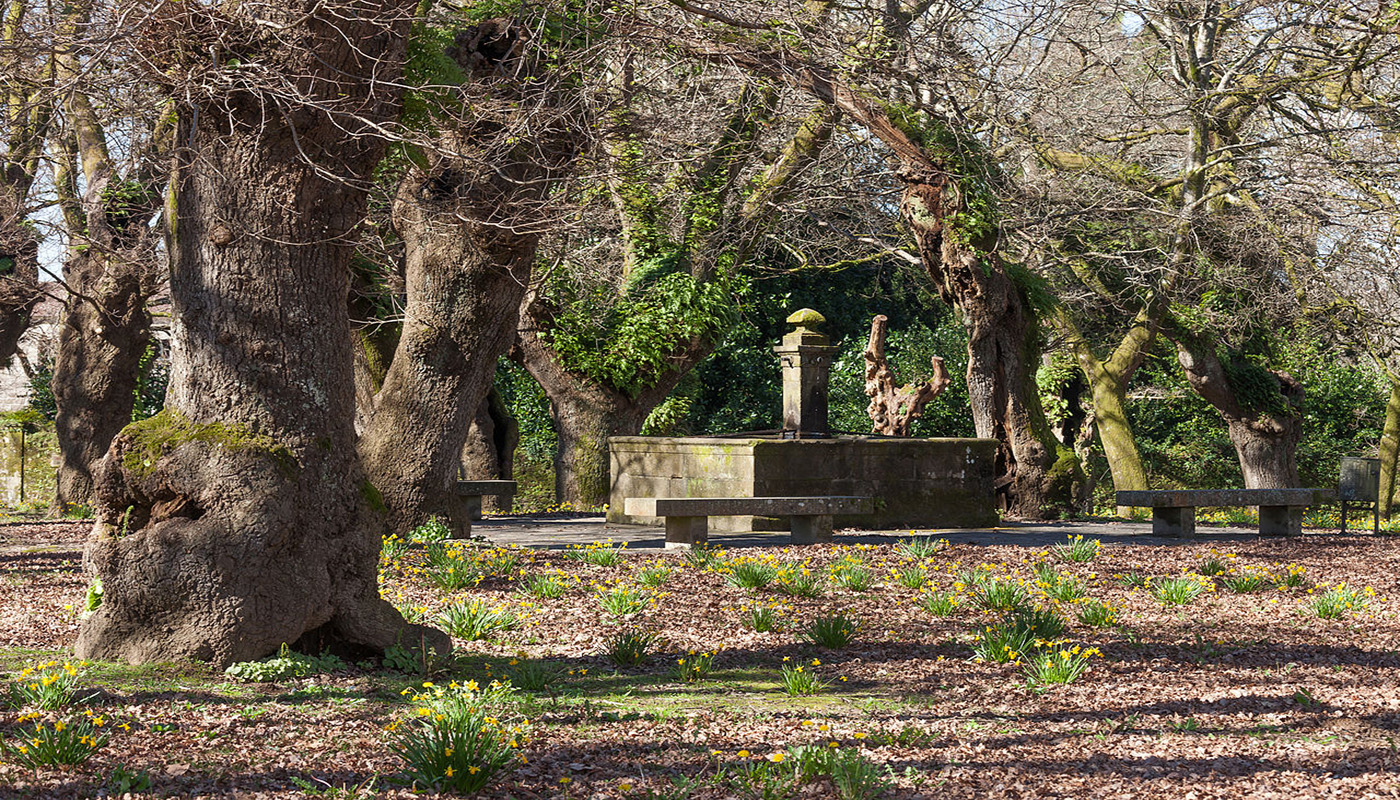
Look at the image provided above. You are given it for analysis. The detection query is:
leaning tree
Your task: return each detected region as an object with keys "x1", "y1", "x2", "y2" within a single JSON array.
[{"x1": 77, "y1": 0, "x2": 447, "y2": 664}]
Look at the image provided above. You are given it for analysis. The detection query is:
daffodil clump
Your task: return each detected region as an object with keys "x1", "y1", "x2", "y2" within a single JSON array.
[
  {"x1": 1050, "y1": 534, "x2": 1101, "y2": 563},
  {"x1": 674, "y1": 649, "x2": 718, "y2": 683},
  {"x1": 636, "y1": 561, "x2": 673, "y2": 587},
  {"x1": 565, "y1": 539, "x2": 627, "y2": 567},
  {"x1": 1148, "y1": 574, "x2": 1215, "y2": 605},
  {"x1": 1, "y1": 708, "x2": 112, "y2": 767},
  {"x1": 740, "y1": 601, "x2": 790, "y2": 632},
  {"x1": 722, "y1": 556, "x2": 779, "y2": 590},
  {"x1": 830, "y1": 557, "x2": 874, "y2": 592},
  {"x1": 436, "y1": 598, "x2": 520, "y2": 641},
  {"x1": 595, "y1": 582, "x2": 655, "y2": 616},
  {"x1": 919, "y1": 589, "x2": 961, "y2": 617},
  {"x1": 8, "y1": 660, "x2": 86, "y2": 710},
  {"x1": 779, "y1": 658, "x2": 828, "y2": 696},
  {"x1": 1073, "y1": 598, "x2": 1119, "y2": 628},
  {"x1": 1021, "y1": 644, "x2": 1103, "y2": 686},
  {"x1": 774, "y1": 563, "x2": 825, "y2": 598},
  {"x1": 392, "y1": 680, "x2": 527, "y2": 794},
  {"x1": 1307, "y1": 583, "x2": 1377, "y2": 620}
]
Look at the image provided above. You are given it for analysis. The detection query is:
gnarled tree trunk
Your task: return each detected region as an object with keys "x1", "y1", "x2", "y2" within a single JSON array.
[
  {"x1": 1175, "y1": 341, "x2": 1302, "y2": 489},
  {"x1": 358, "y1": 19, "x2": 578, "y2": 537},
  {"x1": 1379, "y1": 379, "x2": 1400, "y2": 519},
  {"x1": 77, "y1": 0, "x2": 444, "y2": 666},
  {"x1": 51, "y1": 253, "x2": 153, "y2": 510},
  {"x1": 513, "y1": 310, "x2": 675, "y2": 508}
]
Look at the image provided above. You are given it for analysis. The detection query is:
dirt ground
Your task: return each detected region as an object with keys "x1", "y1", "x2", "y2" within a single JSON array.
[{"x1": 1, "y1": 521, "x2": 1399, "y2": 798}]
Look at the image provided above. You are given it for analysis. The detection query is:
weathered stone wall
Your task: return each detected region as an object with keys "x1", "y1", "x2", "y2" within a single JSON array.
[{"x1": 608, "y1": 436, "x2": 998, "y2": 531}]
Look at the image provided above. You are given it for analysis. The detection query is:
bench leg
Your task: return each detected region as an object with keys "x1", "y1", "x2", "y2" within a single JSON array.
[
  {"x1": 664, "y1": 516, "x2": 708, "y2": 549},
  {"x1": 789, "y1": 514, "x2": 833, "y2": 545},
  {"x1": 1153, "y1": 506, "x2": 1195, "y2": 538},
  {"x1": 1259, "y1": 506, "x2": 1302, "y2": 536},
  {"x1": 465, "y1": 495, "x2": 483, "y2": 521}
]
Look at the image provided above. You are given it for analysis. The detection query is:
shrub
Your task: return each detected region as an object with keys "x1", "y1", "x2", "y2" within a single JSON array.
[
  {"x1": 437, "y1": 600, "x2": 520, "y2": 641},
  {"x1": 779, "y1": 660, "x2": 828, "y2": 696},
  {"x1": 394, "y1": 681, "x2": 526, "y2": 794},
  {"x1": 225, "y1": 645, "x2": 346, "y2": 682},
  {"x1": 1149, "y1": 576, "x2": 1212, "y2": 606},
  {"x1": 1, "y1": 712, "x2": 108, "y2": 767},
  {"x1": 919, "y1": 590, "x2": 960, "y2": 617},
  {"x1": 725, "y1": 560, "x2": 778, "y2": 590},
  {"x1": 596, "y1": 584, "x2": 653, "y2": 616},
  {"x1": 409, "y1": 517, "x2": 451, "y2": 544},
  {"x1": 603, "y1": 629, "x2": 656, "y2": 667},
  {"x1": 799, "y1": 613, "x2": 859, "y2": 648},
  {"x1": 1050, "y1": 535, "x2": 1100, "y2": 563}
]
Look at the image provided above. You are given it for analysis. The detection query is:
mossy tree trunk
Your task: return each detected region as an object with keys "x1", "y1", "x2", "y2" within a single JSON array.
[
  {"x1": 512, "y1": 315, "x2": 675, "y2": 508},
  {"x1": 49, "y1": 11, "x2": 165, "y2": 511},
  {"x1": 1060, "y1": 309, "x2": 1157, "y2": 516},
  {"x1": 0, "y1": 0, "x2": 48, "y2": 365},
  {"x1": 1174, "y1": 340, "x2": 1302, "y2": 489},
  {"x1": 1378, "y1": 378, "x2": 1400, "y2": 518},
  {"x1": 77, "y1": 0, "x2": 446, "y2": 666},
  {"x1": 358, "y1": 19, "x2": 579, "y2": 537}
]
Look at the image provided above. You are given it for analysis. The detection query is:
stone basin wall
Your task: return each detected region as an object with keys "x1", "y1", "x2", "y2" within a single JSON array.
[{"x1": 608, "y1": 435, "x2": 998, "y2": 531}]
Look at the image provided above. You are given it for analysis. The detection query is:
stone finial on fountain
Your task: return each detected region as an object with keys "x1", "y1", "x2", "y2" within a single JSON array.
[{"x1": 774, "y1": 308, "x2": 837, "y2": 438}]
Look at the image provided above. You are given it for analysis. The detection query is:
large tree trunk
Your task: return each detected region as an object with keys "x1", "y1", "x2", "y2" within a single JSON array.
[
  {"x1": 0, "y1": 213, "x2": 40, "y2": 365},
  {"x1": 512, "y1": 312, "x2": 670, "y2": 508},
  {"x1": 902, "y1": 172, "x2": 1074, "y2": 518},
  {"x1": 1379, "y1": 379, "x2": 1400, "y2": 519},
  {"x1": 1088, "y1": 372, "x2": 1149, "y2": 514},
  {"x1": 51, "y1": 253, "x2": 152, "y2": 510},
  {"x1": 1175, "y1": 341, "x2": 1302, "y2": 489},
  {"x1": 358, "y1": 19, "x2": 577, "y2": 536},
  {"x1": 77, "y1": 0, "x2": 444, "y2": 666}
]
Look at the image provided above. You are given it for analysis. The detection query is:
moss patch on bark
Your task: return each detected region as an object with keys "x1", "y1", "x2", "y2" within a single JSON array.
[{"x1": 120, "y1": 409, "x2": 296, "y2": 478}]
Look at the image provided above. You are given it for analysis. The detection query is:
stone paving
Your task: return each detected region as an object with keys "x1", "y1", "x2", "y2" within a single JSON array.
[{"x1": 472, "y1": 514, "x2": 1296, "y2": 551}]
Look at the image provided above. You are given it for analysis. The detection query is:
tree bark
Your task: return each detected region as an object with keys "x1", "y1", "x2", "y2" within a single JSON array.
[
  {"x1": 1377, "y1": 378, "x2": 1399, "y2": 518},
  {"x1": 51, "y1": 254, "x2": 152, "y2": 509},
  {"x1": 77, "y1": 0, "x2": 445, "y2": 666},
  {"x1": 358, "y1": 19, "x2": 578, "y2": 537},
  {"x1": 863, "y1": 314, "x2": 949, "y2": 436},
  {"x1": 512, "y1": 310, "x2": 676, "y2": 508},
  {"x1": 1174, "y1": 341, "x2": 1302, "y2": 489},
  {"x1": 462, "y1": 388, "x2": 518, "y2": 514}
]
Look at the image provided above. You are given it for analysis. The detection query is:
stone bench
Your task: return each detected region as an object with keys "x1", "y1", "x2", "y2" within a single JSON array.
[
  {"x1": 457, "y1": 480, "x2": 518, "y2": 520},
  {"x1": 623, "y1": 496, "x2": 873, "y2": 549},
  {"x1": 1115, "y1": 489, "x2": 1329, "y2": 538}
]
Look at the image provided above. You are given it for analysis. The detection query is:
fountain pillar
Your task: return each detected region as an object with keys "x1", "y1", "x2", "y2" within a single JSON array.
[{"x1": 774, "y1": 308, "x2": 837, "y2": 438}]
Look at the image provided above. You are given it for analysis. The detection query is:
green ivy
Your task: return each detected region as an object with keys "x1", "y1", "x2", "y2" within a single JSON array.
[{"x1": 540, "y1": 269, "x2": 740, "y2": 397}]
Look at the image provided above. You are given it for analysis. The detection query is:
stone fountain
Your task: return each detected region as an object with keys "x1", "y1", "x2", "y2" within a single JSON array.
[{"x1": 607, "y1": 310, "x2": 998, "y2": 532}]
